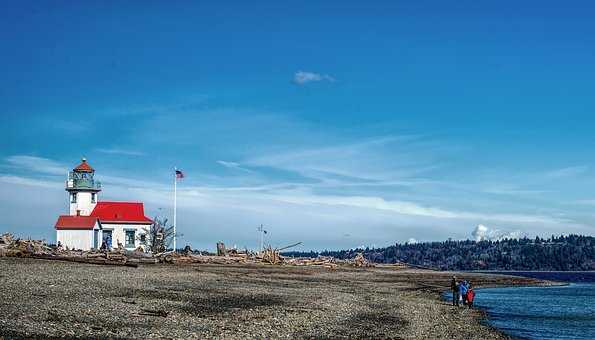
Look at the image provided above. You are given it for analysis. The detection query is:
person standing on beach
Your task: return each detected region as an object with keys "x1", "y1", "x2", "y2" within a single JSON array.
[
  {"x1": 459, "y1": 280, "x2": 468, "y2": 305},
  {"x1": 466, "y1": 284, "x2": 475, "y2": 308},
  {"x1": 451, "y1": 276, "x2": 459, "y2": 306}
]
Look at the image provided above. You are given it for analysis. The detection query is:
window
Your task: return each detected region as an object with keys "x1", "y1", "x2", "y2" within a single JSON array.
[
  {"x1": 140, "y1": 234, "x2": 146, "y2": 244},
  {"x1": 125, "y1": 230, "x2": 136, "y2": 248},
  {"x1": 71, "y1": 193, "x2": 77, "y2": 203},
  {"x1": 91, "y1": 193, "x2": 96, "y2": 203}
]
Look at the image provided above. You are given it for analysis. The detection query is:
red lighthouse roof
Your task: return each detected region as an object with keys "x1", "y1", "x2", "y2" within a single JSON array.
[
  {"x1": 73, "y1": 158, "x2": 94, "y2": 172},
  {"x1": 55, "y1": 216, "x2": 98, "y2": 230},
  {"x1": 90, "y1": 201, "x2": 153, "y2": 224}
]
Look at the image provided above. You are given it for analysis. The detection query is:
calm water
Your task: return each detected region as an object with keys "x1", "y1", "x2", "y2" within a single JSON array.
[{"x1": 454, "y1": 272, "x2": 595, "y2": 339}]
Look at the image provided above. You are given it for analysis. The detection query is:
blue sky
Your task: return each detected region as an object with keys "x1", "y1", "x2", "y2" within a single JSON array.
[{"x1": 1, "y1": 1, "x2": 594, "y2": 250}]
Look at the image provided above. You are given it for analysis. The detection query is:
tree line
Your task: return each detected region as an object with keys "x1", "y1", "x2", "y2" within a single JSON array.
[{"x1": 283, "y1": 234, "x2": 595, "y2": 271}]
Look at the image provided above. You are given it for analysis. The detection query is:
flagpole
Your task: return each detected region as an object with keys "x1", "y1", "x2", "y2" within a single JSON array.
[{"x1": 173, "y1": 167, "x2": 177, "y2": 252}]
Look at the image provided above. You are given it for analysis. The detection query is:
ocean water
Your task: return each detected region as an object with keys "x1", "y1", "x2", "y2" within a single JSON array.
[
  {"x1": 478, "y1": 283, "x2": 595, "y2": 339},
  {"x1": 461, "y1": 272, "x2": 595, "y2": 339}
]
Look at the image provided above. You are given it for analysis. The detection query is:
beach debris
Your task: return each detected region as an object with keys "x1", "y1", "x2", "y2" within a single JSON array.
[
  {"x1": 0, "y1": 233, "x2": 406, "y2": 270},
  {"x1": 139, "y1": 309, "x2": 169, "y2": 317},
  {"x1": 259, "y1": 245, "x2": 281, "y2": 264},
  {"x1": 122, "y1": 299, "x2": 137, "y2": 304},
  {"x1": 352, "y1": 253, "x2": 372, "y2": 267},
  {"x1": 277, "y1": 242, "x2": 303, "y2": 252},
  {"x1": 285, "y1": 256, "x2": 338, "y2": 269},
  {"x1": 0, "y1": 234, "x2": 136, "y2": 267}
]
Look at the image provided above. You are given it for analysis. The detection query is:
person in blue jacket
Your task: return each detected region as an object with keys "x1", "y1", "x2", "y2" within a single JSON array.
[{"x1": 459, "y1": 280, "x2": 469, "y2": 305}]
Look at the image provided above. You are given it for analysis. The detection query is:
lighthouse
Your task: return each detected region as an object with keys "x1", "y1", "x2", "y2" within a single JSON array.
[
  {"x1": 66, "y1": 158, "x2": 101, "y2": 216},
  {"x1": 55, "y1": 158, "x2": 152, "y2": 250}
]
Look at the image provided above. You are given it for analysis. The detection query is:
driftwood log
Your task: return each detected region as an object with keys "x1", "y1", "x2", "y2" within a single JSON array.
[{"x1": 0, "y1": 233, "x2": 402, "y2": 270}]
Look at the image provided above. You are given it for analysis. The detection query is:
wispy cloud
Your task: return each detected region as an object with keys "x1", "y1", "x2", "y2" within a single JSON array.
[
  {"x1": 245, "y1": 136, "x2": 436, "y2": 183},
  {"x1": 4, "y1": 155, "x2": 67, "y2": 176},
  {"x1": 245, "y1": 192, "x2": 566, "y2": 225},
  {"x1": 96, "y1": 148, "x2": 145, "y2": 156},
  {"x1": 0, "y1": 175, "x2": 60, "y2": 189},
  {"x1": 216, "y1": 160, "x2": 253, "y2": 173},
  {"x1": 293, "y1": 71, "x2": 335, "y2": 85},
  {"x1": 483, "y1": 185, "x2": 548, "y2": 196},
  {"x1": 545, "y1": 165, "x2": 589, "y2": 179}
]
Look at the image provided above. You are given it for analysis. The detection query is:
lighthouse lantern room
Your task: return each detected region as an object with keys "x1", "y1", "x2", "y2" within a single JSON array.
[{"x1": 66, "y1": 158, "x2": 101, "y2": 216}]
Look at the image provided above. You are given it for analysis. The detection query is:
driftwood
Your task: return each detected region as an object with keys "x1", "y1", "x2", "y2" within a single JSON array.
[
  {"x1": 33, "y1": 253, "x2": 138, "y2": 267},
  {"x1": 0, "y1": 233, "x2": 397, "y2": 270},
  {"x1": 1, "y1": 233, "x2": 13, "y2": 244},
  {"x1": 285, "y1": 256, "x2": 337, "y2": 269},
  {"x1": 139, "y1": 309, "x2": 169, "y2": 317},
  {"x1": 353, "y1": 253, "x2": 371, "y2": 267},
  {"x1": 0, "y1": 234, "x2": 135, "y2": 267},
  {"x1": 127, "y1": 258, "x2": 159, "y2": 264},
  {"x1": 277, "y1": 242, "x2": 303, "y2": 252}
]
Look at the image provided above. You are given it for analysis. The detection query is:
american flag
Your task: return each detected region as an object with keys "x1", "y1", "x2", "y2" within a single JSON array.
[{"x1": 175, "y1": 169, "x2": 184, "y2": 179}]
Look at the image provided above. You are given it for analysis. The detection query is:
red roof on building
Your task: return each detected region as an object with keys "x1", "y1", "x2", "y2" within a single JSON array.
[
  {"x1": 89, "y1": 201, "x2": 153, "y2": 224},
  {"x1": 55, "y1": 216, "x2": 98, "y2": 230},
  {"x1": 73, "y1": 158, "x2": 94, "y2": 172}
]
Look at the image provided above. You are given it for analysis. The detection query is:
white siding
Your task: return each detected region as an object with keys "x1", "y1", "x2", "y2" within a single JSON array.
[
  {"x1": 57, "y1": 229, "x2": 94, "y2": 250},
  {"x1": 69, "y1": 192, "x2": 97, "y2": 216}
]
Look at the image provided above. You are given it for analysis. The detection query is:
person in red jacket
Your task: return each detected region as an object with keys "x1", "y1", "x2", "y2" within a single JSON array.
[{"x1": 466, "y1": 284, "x2": 476, "y2": 308}]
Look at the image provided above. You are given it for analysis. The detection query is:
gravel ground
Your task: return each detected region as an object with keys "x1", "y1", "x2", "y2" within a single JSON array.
[{"x1": 0, "y1": 257, "x2": 543, "y2": 339}]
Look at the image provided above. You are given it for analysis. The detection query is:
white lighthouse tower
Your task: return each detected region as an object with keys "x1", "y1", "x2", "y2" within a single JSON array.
[{"x1": 65, "y1": 158, "x2": 101, "y2": 216}]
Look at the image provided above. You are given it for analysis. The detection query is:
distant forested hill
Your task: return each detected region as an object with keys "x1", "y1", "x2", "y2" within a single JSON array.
[{"x1": 283, "y1": 235, "x2": 595, "y2": 271}]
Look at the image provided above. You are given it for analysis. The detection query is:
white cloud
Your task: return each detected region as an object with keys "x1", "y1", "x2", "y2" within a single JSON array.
[
  {"x1": 248, "y1": 192, "x2": 567, "y2": 225},
  {"x1": 0, "y1": 175, "x2": 61, "y2": 189},
  {"x1": 4, "y1": 155, "x2": 68, "y2": 176},
  {"x1": 293, "y1": 71, "x2": 335, "y2": 85},
  {"x1": 471, "y1": 224, "x2": 524, "y2": 242}
]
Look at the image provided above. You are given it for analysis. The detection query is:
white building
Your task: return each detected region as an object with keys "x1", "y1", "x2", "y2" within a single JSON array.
[{"x1": 55, "y1": 158, "x2": 152, "y2": 251}]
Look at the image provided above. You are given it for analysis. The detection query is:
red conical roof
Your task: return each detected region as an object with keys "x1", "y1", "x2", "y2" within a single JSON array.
[{"x1": 73, "y1": 158, "x2": 94, "y2": 172}]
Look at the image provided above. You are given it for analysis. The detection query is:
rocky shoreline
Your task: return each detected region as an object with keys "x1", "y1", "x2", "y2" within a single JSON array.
[{"x1": 0, "y1": 257, "x2": 545, "y2": 339}]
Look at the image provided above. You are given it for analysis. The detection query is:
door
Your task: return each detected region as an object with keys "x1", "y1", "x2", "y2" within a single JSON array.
[
  {"x1": 102, "y1": 230, "x2": 112, "y2": 249},
  {"x1": 93, "y1": 229, "x2": 99, "y2": 249}
]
